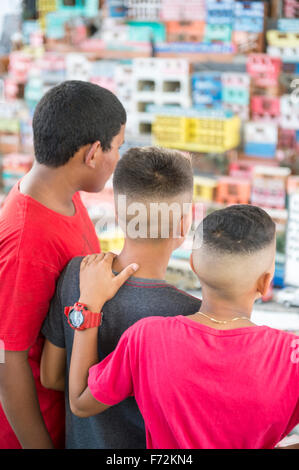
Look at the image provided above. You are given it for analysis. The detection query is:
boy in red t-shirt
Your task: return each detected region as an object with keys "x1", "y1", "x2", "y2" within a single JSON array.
[
  {"x1": 0, "y1": 81, "x2": 126, "y2": 449},
  {"x1": 67, "y1": 205, "x2": 299, "y2": 449}
]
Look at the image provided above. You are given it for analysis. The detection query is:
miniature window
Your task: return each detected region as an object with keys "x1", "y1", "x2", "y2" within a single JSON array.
[
  {"x1": 138, "y1": 80, "x2": 155, "y2": 92},
  {"x1": 163, "y1": 81, "x2": 181, "y2": 93}
]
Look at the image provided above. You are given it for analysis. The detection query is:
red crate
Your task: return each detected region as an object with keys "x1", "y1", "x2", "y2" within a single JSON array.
[
  {"x1": 251, "y1": 96, "x2": 280, "y2": 120},
  {"x1": 247, "y1": 54, "x2": 282, "y2": 87},
  {"x1": 166, "y1": 21, "x2": 205, "y2": 43},
  {"x1": 215, "y1": 177, "x2": 251, "y2": 205},
  {"x1": 278, "y1": 128, "x2": 296, "y2": 149}
]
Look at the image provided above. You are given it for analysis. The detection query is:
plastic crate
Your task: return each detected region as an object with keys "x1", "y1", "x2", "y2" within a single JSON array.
[
  {"x1": 251, "y1": 166, "x2": 290, "y2": 209},
  {"x1": 204, "y1": 24, "x2": 232, "y2": 43},
  {"x1": 222, "y1": 87, "x2": 249, "y2": 106},
  {"x1": 192, "y1": 72, "x2": 222, "y2": 108},
  {"x1": 193, "y1": 176, "x2": 218, "y2": 202},
  {"x1": 280, "y1": 94, "x2": 299, "y2": 129},
  {"x1": 160, "y1": 0, "x2": 205, "y2": 21},
  {"x1": 246, "y1": 54, "x2": 281, "y2": 87},
  {"x1": 278, "y1": 128, "x2": 296, "y2": 149},
  {"x1": 267, "y1": 45, "x2": 299, "y2": 62},
  {"x1": 166, "y1": 21, "x2": 205, "y2": 43},
  {"x1": 267, "y1": 30, "x2": 299, "y2": 47},
  {"x1": 232, "y1": 30, "x2": 264, "y2": 53},
  {"x1": 251, "y1": 96, "x2": 280, "y2": 120},
  {"x1": 152, "y1": 115, "x2": 188, "y2": 144},
  {"x1": 245, "y1": 121, "x2": 278, "y2": 144},
  {"x1": 206, "y1": 0, "x2": 234, "y2": 25},
  {"x1": 278, "y1": 18, "x2": 299, "y2": 32},
  {"x1": 215, "y1": 176, "x2": 251, "y2": 205},
  {"x1": 37, "y1": 0, "x2": 57, "y2": 12},
  {"x1": 125, "y1": 0, "x2": 162, "y2": 20},
  {"x1": 244, "y1": 142, "x2": 277, "y2": 158}
]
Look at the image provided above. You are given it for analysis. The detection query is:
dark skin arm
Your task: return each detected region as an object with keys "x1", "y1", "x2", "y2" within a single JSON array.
[
  {"x1": 69, "y1": 252, "x2": 138, "y2": 418},
  {"x1": 0, "y1": 350, "x2": 54, "y2": 449},
  {"x1": 40, "y1": 340, "x2": 66, "y2": 392}
]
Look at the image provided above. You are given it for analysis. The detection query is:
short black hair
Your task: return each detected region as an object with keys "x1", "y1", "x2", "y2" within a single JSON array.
[
  {"x1": 113, "y1": 146, "x2": 193, "y2": 199},
  {"x1": 195, "y1": 205, "x2": 276, "y2": 254},
  {"x1": 33, "y1": 81, "x2": 126, "y2": 167}
]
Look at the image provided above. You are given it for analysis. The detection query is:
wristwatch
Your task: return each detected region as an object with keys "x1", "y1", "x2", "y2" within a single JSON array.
[{"x1": 64, "y1": 302, "x2": 103, "y2": 330}]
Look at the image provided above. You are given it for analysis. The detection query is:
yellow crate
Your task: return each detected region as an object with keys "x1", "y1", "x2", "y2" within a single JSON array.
[
  {"x1": 193, "y1": 176, "x2": 218, "y2": 202},
  {"x1": 267, "y1": 30, "x2": 299, "y2": 47},
  {"x1": 152, "y1": 115, "x2": 188, "y2": 145},
  {"x1": 153, "y1": 114, "x2": 240, "y2": 153},
  {"x1": 37, "y1": 0, "x2": 57, "y2": 12}
]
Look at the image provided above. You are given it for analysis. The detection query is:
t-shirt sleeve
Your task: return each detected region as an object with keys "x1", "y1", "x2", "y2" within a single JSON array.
[
  {"x1": 41, "y1": 272, "x2": 66, "y2": 349},
  {"x1": 0, "y1": 256, "x2": 59, "y2": 351},
  {"x1": 88, "y1": 329, "x2": 134, "y2": 406}
]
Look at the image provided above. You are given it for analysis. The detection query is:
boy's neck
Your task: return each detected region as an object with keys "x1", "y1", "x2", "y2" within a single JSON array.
[
  {"x1": 196, "y1": 287, "x2": 255, "y2": 324},
  {"x1": 113, "y1": 238, "x2": 175, "y2": 280},
  {"x1": 20, "y1": 162, "x2": 78, "y2": 216}
]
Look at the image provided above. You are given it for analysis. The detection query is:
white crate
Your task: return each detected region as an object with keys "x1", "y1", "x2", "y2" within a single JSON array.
[
  {"x1": 221, "y1": 72, "x2": 250, "y2": 88},
  {"x1": 66, "y1": 53, "x2": 91, "y2": 82},
  {"x1": 160, "y1": 0, "x2": 205, "y2": 21},
  {"x1": 244, "y1": 122, "x2": 278, "y2": 144},
  {"x1": 280, "y1": 94, "x2": 299, "y2": 129},
  {"x1": 132, "y1": 58, "x2": 189, "y2": 78},
  {"x1": 267, "y1": 45, "x2": 299, "y2": 61},
  {"x1": 125, "y1": 0, "x2": 162, "y2": 20}
]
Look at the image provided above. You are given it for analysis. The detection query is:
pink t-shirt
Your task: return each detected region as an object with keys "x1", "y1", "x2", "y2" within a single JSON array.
[{"x1": 88, "y1": 316, "x2": 299, "y2": 449}]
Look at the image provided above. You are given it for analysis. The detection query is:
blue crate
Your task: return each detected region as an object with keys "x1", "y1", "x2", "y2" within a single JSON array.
[
  {"x1": 278, "y1": 19, "x2": 299, "y2": 32},
  {"x1": 234, "y1": 1, "x2": 265, "y2": 18},
  {"x1": 107, "y1": 0, "x2": 127, "y2": 18},
  {"x1": 273, "y1": 262, "x2": 285, "y2": 288},
  {"x1": 296, "y1": 130, "x2": 299, "y2": 142},
  {"x1": 192, "y1": 73, "x2": 222, "y2": 107},
  {"x1": 244, "y1": 142, "x2": 276, "y2": 158},
  {"x1": 222, "y1": 87, "x2": 249, "y2": 106},
  {"x1": 22, "y1": 20, "x2": 40, "y2": 44},
  {"x1": 234, "y1": 17, "x2": 264, "y2": 33}
]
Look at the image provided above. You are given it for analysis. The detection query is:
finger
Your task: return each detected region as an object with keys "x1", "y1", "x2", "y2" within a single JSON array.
[
  {"x1": 80, "y1": 255, "x2": 91, "y2": 269},
  {"x1": 114, "y1": 263, "x2": 139, "y2": 289},
  {"x1": 85, "y1": 254, "x2": 99, "y2": 265},
  {"x1": 102, "y1": 252, "x2": 117, "y2": 266}
]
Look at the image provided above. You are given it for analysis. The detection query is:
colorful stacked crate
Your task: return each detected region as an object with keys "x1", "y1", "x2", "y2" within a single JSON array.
[
  {"x1": 283, "y1": 0, "x2": 299, "y2": 18},
  {"x1": 250, "y1": 96, "x2": 280, "y2": 123},
  {"x1": 193, "y1": 176, "x2": 218, "y2": 203},
  {"x1": 165, "y1": 21, "x2": 205, "y2": 43},
  {"x1": 160, "y1": 0, "x2": 206, "y2": 21},
  {"x1": 204, "y1": 0, "x2": 233, "y2": 44},
  {"x1": 280, "y1": 94, "x2": 299, "y2": 130},
  {"x1": 244, "y1": 122, "x2": 278, "y2": 158},
  {"x1": 37, "y1": 0, "x2": 57, "y2": 30},
  {"x1": 232, "y1": 1, "x2": 265, "y2": 53},
  {"x1": 221, "y1": 72, "x2": 250, "y2": 120},
  {"x1": 153, "y1": 110, "x2": 241, "y2": 153},
  {"x1": 246, "y1": 54, "x2": 282, "y2": 91},
  {"x1": 251, "y1": 166, "x2": 291, "y2": 209},
  {"x1": 125, "y1": 0, "x2": 162, "y2": 20},
  {"x1": 192, "y1": 72, "x2": 222, "y2": 109},
  {"x1": 215, "y1": 176, "x2": 251, "y2": 205},
  {"x1": 107, "y1": 0, "x2": 128, "y2": 17},
  {"x1": 152, "y1": 115, "x2": 189, "y2": 146},
  {"x1": 132, "y1": 58, "x2": 190, "y2": 136},
  {"x1": 267, "y1": 30, "x2": 299, "y2": 63}
]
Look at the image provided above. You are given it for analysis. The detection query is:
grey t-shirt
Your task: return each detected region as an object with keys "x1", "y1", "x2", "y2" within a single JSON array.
[{"x1": 42, "y1": 256, "x2": 201, "y2": 449}]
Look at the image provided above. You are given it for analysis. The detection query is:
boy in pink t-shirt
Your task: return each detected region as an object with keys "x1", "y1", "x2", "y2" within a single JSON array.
[{"x1": 67, "y1": 205, "x2": 299, "y2": 449}]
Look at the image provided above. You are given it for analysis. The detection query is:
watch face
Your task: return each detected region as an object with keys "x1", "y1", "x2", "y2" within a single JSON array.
[{"x1": 69, "y1": 308, "x2": 84, "y2": 328}]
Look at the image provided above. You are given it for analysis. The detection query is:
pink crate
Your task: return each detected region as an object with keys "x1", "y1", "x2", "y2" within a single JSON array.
[
  {"x1": 161, "y1": 0, "x2": 206, "y2": 21},
  {"x1": 278, "y1": 129, "x2": 296, "y2": 149},
  {"x1": 247, "y1": 54, "x2": 281, "y2": 87},
  {"x1": 287, "y1": 176, "x2": 299, "y2": 194},
  {"x1": 251, "y1": 96, "x2": 280, "y2": 121}
]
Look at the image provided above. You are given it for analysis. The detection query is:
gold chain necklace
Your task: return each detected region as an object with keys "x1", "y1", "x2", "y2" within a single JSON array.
[{"x1": 196, "y1": 311, "x2": 251, "y2": 325}]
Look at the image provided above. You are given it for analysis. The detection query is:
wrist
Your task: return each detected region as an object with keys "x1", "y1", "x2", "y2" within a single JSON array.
[{"x1": 78, "y1": 298, "x2": 104, "y2": 313}]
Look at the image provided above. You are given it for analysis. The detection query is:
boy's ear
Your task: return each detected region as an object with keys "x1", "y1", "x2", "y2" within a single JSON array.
[
  {"x1": 84, "y1": 141, "x2": 101, "y2": 169},
  {"x1": 190, "y1": 253, "x2": 196, "y2": 274},
  {"x1": 256, "y1": 271, "x2": 273, "y2": 297}
]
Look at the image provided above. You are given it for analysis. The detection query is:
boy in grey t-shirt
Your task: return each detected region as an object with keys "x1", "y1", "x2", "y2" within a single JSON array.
[{"x1": 41, "y1": 147, "x2": 201, "y2": 449}]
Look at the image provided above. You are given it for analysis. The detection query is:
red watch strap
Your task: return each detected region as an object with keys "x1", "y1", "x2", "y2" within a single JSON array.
[{"x1": 84, "y1": 311, "x2": 103, "y2": 328}]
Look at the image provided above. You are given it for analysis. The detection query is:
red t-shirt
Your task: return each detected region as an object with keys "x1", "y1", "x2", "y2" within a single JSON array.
[
  {"x1": 88, "y1": 316, "x2": 299, "y2": 449},
  {"x1": 0, "y1": 182, "x2": 100, "y2": 449}
]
